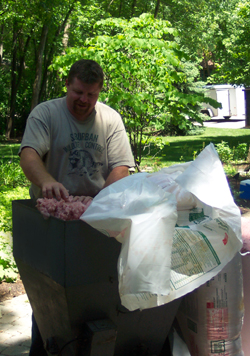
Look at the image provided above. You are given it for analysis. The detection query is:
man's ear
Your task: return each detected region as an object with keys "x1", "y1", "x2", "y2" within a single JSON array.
[{"x1": 65, "y1": 79, "x2": 69, "y2": 88}]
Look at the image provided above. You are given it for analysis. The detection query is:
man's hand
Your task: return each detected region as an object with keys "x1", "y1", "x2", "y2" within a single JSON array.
[
  {"x1": 20, "y1": 147, "x2": 69, "y2": 200},
  {"x1": 41, "y1": 181, "x2": 69, "y2": 201},
  {"x1": 72, "y1": 195, "x2": 93, "y2": 207}
]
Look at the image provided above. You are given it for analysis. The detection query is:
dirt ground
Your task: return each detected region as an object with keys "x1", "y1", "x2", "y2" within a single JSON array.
[
  {"x1": 0, "y1": 275, "x2": 26, "y2": 302},
  {"x1": 1, "y1": 173, "x2": 250, "y2": 303}
]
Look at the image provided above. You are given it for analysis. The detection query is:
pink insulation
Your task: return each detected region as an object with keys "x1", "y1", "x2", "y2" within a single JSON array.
[{"x1": 36, "y1": 196, "x2": 92, "y2": 221}]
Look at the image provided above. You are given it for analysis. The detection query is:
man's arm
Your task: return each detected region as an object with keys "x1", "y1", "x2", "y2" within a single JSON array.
[
  {"x1": 20, "y1": 147, "x2": 69, "y2": 200},
  {"x1": 103, "y1": 166, "x2": 129, "y2": 189}
]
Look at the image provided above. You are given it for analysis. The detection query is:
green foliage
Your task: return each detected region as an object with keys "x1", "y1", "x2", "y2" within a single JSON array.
[
  {"x1": 1, "y1": 0, "x2": 92, "y2": 137},
  {"x1": 68, "y1": 4, "x2": 109, "y2": 47},
  {"x1": 0, "y1": 142, "x2": 29, "y2": 282},
  {"x1": 215, "y1": 141, "x2": 233, "y2": 163},
  {"x1": 0, "y1": 68, "x2": 10, "y2": 136},
  {"x1": 223, "y1": 164, "x2": 238, "y2": 177},
  {"x1": 52, "y1": 13, "x2": 216, "y2": 164},
  {"x1": 0, "y1": 148, "x2": 29, "y2": 187},
  {"x1": 215, "y1": 141, "x2": 248, "y2": 163},
  {"x1": 0, "y1": 186, "x2": 29, "y2": 232},
  {"x1": 2, "y1": 0, "x2": 250, "y2": 139},
  {"x1": 208, "y1": 0, "x2": 250, "y2": 86},
  {"x1": 0, "y1": 231, "x2": 18, "y2": 282},
  {"x1": 233, "y1": 143, "x2": 248, "y2": 161},
  {"x1": 0, "y1": 185, "x2": 29, "y2": 282},
  {"x1": 0, "y1": 160, "x2": 28, "y2": 187},
  {"x1": 141, "y1": 135, "x2": 169, "y2": 158},
  {"x1": 192, "y1": 142, "x2": 206, "y2": 160}
]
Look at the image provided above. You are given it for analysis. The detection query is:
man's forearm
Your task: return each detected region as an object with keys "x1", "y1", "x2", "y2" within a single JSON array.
[
  {"x1": 20, "y1": 148, "x2": 55, "y2": 187},
  {"x1": 103, "y1": 166, "x2": 129, "y2": 189},
  {"x1": 20, "y1": 147, "x2": 69, "y2": 200}
]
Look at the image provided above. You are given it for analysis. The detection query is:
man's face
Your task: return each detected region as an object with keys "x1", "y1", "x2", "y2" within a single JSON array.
[{"x1": 66, "y1": 77, "x2": 102, "y2": 121}]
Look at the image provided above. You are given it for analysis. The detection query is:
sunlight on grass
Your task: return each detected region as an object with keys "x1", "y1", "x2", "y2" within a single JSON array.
[
  {"x1": 0, "y1": 186, "x2": 30, "y2": 232},
  {"x1": 141, "y1": 127, "x2": 250, "y2": 168}
]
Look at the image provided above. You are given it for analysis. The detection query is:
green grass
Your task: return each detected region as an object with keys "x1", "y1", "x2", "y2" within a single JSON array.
[
  {"x1": 140, "y1": 127, "x2": 250, "y2": 169},
  {"x1": 0, "y1": 141, "x2": 29, "y2": 282},
  {"x1": 0, "y1": 186, "x2": 30, "y2": 232},
  {"x1": 0, "y1": 143, "x2": 20, "y2": 163},
  {"x1": 1, "y1": 127, "x2": 250, "y2": 168}
]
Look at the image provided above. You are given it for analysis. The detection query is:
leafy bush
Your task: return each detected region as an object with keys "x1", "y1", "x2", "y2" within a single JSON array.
[
  {"x1": 0, "y1": 186, "x2": 29, "y2": 282},
  {"x1": 0, "y1": 144, "x2": 29, "y2": 187},
  {"x1": 233, "y1": 143, "x2": 248, "y2": 161},
  {"x1": 163, "y1": 121, "x2": 205, "y2": 136},
  {"x1": 223, "y1": 164, "x2": 238, "y2": 176},
  {"x1": 0, "y1": 186, "x2": 30, "y2": 232},
  {"x1": 0, "y1": 153, "x2": 29, "y2": 281},
  {"x1": 0, "y1": 231, "x2": 19, "y2": 282},
  {"x1": 215, "y1": 141, "x2": 233, "y2": 163},
  {"x1": 215, "y1": 141, "x2": 249, "y2": 163}
]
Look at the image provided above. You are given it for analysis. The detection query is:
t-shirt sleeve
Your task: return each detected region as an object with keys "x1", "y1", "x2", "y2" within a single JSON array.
[
  {"x1": 19, "y1": 108, "x2": 50, "y2": 158},
  {"x1": 106, "y1": 113, "x2": 135, "y2": 170}
]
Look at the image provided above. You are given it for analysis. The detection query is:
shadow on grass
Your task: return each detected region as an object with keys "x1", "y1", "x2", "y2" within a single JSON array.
[
  {"x1": 2, "y1": 128, "x2": 250, "y2": 168},
  {"x1": 142, "y1": 129, "x2": 250, "y2": 167},
  {"x1": 0, "y1": 143, "x2": 21, "y2": 163}
]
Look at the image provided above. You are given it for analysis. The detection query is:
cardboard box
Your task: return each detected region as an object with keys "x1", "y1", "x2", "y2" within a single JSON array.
[{"x1": 12, "y1": 199, "x2": 181, "y2": 355}]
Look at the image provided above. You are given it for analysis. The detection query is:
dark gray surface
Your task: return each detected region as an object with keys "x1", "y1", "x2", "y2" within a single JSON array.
[{"x1": 13, "y1": 199, "x2": 181, "y2": 355}]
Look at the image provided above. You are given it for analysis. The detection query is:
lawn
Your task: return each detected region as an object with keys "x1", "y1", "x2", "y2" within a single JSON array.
[
  {"x1": 140, "y1": 127, "x2": 250, "y2": 168},
  {"x1": 0, "y1": 143, "x2": 21, "y2": 163},
  {"x1": 2, "y1": 127, "x2": 250, "y2": 167}
]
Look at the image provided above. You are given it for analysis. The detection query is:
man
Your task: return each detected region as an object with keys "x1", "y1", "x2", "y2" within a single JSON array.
[{"x1": 19, "y1": 59, "x2": 135, "y2": 355}]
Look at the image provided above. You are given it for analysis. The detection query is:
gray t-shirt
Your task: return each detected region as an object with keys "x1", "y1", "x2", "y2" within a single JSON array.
[{"x1": 19, "y1": 97, "x2": 135, "y2": 199}]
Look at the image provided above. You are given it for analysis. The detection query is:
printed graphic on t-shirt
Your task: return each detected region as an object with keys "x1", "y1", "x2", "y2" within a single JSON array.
[
  {"x1": 63, "y1": 132, "x2": 104, "y2": 177},
  {"x1": 68, "y1": 149, "x2": 103, "y2": 177}
]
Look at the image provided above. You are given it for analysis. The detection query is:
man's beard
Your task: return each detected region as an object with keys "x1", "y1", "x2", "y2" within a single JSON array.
[{"x1": 74, "y1": 101, "x2": 91, "y2": 115}]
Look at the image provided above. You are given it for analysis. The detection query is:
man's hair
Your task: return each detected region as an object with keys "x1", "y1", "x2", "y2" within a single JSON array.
[{"x1": 67, "y1": 59, "x2": 104, "y2": 88}]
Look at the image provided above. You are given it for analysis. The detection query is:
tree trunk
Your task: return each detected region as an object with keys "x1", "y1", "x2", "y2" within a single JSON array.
[
  {"x1": 6, "y1": 22, "x2": 18, "y2": 139},
  {"x1": 118, "y1": 0, "x2": 122, "y2": 17},
  {"x1": 154, "y1": 0, "x2": 161, "y2": 18},
  {"x1": 107, "y1": 0, "x2": 115, "y2": 11},
  {"x1": 131, "y1": 0, "x2": 137, "y2": 17},
  {"x1": 62, "y1": 23, "x2": 70, "y2": 50},
  {"x1": 30, "y1": 24, "x2": 49, "y2": 110},
  {"x1": 0, "y1": 24, "x2": 4, "y2": 65},
  {"x1": 16, "y1": 34, "x2": 32, "y2": 90},
  {"x1": 39, "y1": 4, "x2": 75, "y2": 102},
  {"x1": 5, "y1": 23, "x2": 32, "y2": 138}
]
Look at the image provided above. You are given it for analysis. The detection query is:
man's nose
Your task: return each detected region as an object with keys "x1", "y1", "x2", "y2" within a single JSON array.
[{"x1": 79, "y1": 93, "x2": 88, "y2": 102}]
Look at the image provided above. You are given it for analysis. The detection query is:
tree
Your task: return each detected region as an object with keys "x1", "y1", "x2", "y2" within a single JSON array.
[
  {"x1": 1, "y1": 0, "x2": 234, "y2": 139},
  {"x1": 52, "y1": 14, "x2": 218, "y2": 164},
  {"x1": 1, "y1": 0, "x2": 78, "y2": 138},
  {"x1": 2, "y1": 0, "x2": 35, "y2": 138},
  {"x1": 30, "y1": 2, "x2": 76, "y2": 110},
  {"x1": 209, "y1": 0, "x2": 250, "y2": 87}
]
